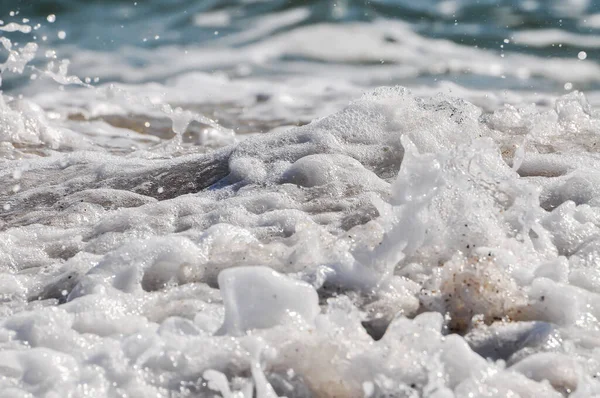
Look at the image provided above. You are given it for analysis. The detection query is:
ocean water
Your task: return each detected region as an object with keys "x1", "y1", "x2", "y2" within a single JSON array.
[{"x1": 2, "y1": 0, "x2": 600, "y2": 396}]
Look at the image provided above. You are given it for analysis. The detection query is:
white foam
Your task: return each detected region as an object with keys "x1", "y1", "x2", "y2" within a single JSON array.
[
  {"x1": 1, "y1": 87, "x2": 600, "y2": 396},
  {"x1": 513, "y1": 29, "x2": 600, "y2": 48},
  {"x1": 217, "y1": 266, "x2": 319, "y2": 335},
  {"x1": 4, "y1": 9, "x2": 600, "y2": 394}
]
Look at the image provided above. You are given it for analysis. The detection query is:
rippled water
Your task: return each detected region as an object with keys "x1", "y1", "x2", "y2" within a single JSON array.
[{"x1": 2, "y1": 1, "x2": 600, "y2": 397}]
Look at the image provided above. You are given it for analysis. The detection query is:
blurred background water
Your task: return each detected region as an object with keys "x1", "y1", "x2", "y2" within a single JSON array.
[
  {"x1": 1, "y1": 0, "x2": 600, "y2": 146},
  {"x1": 3, "y1": 0, "x2": 600, "y2": 91}
]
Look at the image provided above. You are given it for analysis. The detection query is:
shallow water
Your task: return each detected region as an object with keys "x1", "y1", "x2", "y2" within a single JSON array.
[{"x1": 2, "y1": 1, "x2": 600, "y2": 397}]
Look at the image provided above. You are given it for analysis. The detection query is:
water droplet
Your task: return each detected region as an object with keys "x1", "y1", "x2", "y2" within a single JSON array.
[
  {"x1": 47, "y1": 14, "x2": 56, "y2": 23},
  {"x1": 58, "y1": 31, "x2": 66, "y2": 40},
  {"x1": 578, "y1": 51, "x2": 587, "y2": 60},
  {"x1": 564, "y1": 82, "x2": 573, "y2": 90}
]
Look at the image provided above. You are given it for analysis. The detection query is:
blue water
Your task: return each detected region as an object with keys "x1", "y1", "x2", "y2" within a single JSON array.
[
  {"x1": 3, "y1": 0, "x2": 600, "y2": 92},
  {"x1": 9, "y1": 1, "x2": 600, "y2": 50}
]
